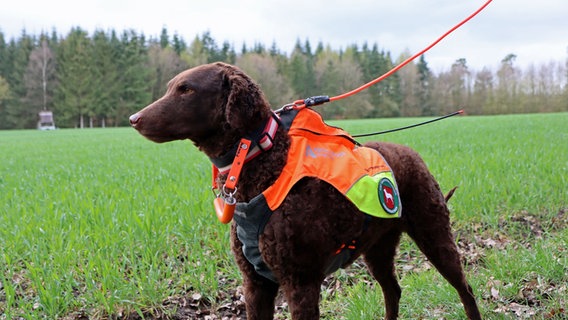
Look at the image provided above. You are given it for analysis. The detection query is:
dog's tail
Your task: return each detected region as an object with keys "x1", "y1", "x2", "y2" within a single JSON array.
[{"x1": 445, "y1": 186, "x2": 458, "y2": 203}]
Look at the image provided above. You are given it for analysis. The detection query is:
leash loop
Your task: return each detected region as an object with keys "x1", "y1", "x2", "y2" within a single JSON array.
[{"x1": 274, "y1": 102, "x2": 302, "y2": 114}]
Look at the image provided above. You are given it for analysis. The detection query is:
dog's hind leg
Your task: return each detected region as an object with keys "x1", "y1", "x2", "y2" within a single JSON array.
[
  {"x1": 363, "y1": 227, "x2": 403, "y2": 320},
  {"x1": 405, "y1": 201, "x2": 482, "y2": 320}
]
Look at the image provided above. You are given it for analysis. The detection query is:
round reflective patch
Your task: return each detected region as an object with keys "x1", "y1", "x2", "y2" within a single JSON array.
[{"x1": 378, "y1": 177, "x2": 399, "y2": 215}]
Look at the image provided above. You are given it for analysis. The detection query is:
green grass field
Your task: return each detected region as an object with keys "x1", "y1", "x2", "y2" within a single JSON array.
[{"x1": 1, "y1": 112, "x2": 566, "y2": 319}]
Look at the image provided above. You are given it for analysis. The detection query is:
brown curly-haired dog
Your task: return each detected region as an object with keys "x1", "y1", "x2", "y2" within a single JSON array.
[{"x1": 129, "y1": 62, "x2": 481, "y2": 320}]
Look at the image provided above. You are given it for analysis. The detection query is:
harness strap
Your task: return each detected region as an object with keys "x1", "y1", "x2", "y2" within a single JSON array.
[
  {"x1": 226, "y1": 139, "x2": 252, "y2": 190},
  {"x1": 213, "y1": 138, "x2": 252, "y2": 224},
  {"x1": 212, "y1": 113, "x2": 280, "y2": 174},
  {"x1": 333, "y1": 214, "x2": 371, "y2": 259}
]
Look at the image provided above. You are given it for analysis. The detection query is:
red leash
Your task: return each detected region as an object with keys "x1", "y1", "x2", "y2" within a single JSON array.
[{"x1": 288, "y1": 0, "x2": 493, "y2": 110}]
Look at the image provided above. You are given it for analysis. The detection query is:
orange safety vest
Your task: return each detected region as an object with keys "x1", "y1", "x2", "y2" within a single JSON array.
[
  {"x1": 262, "y1": 107, "x2": 401, "y2": 218},
  {"x1": 232, "y1": 107, "x2": 400, "y2": 283}
]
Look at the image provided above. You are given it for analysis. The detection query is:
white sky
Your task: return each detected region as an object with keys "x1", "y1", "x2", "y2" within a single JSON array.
[{"x1": 1, "y1": 0, "x2": 566, "y2": 71}]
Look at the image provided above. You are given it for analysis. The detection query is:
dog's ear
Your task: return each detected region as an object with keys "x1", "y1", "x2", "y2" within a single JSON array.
[{"x1": 223, "y1": 65, "x2": 269, "y2": 130}]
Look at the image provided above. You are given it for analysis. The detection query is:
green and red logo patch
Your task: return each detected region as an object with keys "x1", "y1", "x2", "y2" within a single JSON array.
[{"x1": 378, "y1": 178, "x2": 400, "y2": 215}]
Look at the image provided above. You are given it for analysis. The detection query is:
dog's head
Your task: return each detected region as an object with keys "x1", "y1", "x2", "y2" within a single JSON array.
[{"x1": 130, "y1": 62, "x2": 272, "y2": 156}]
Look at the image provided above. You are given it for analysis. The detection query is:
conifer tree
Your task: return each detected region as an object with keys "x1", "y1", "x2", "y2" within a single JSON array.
[
  {"x1": 90, "y1": 29, "x2": 120, "y2": 127},
  {"x1": 0, "y1": 32, "x2": 9, "y2": 80},
  {"x1": 5, "y1": 31, "x2": 35, "y2": 128},
  {"x1": 417, "y1": 55, "x2": 433, "y2": 115},
  {"x1": 288, "y1": 39, "x2": 317, "y2": 99},
  {"x1": 54, "y1": 27, "x2": 94, "y2": 128},
  {"x1": 114, "y1": 30, "x2": 152, "y2": 126},
  {"x1": 0, "y1": 76, "x2": 10, "y2": 129},
  {"x1": 0, "y1": 32, "x2": 10, "y2": 128}
]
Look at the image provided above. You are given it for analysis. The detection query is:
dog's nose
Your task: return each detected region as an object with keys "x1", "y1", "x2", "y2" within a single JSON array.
[{"x1": 129, "y1": 113, "x2": 141, "y2": 126}]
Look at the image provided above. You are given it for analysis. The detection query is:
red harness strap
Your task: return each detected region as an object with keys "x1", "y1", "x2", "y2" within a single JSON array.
[
  {"x1": 213, "y1": 138, "x2": 252, "y2": 223},
  {"x1": 225, "y1": 139, "x2": 251, "y2": 190},
  {"x1": 215, "y1": 115, "x2": 279, "y2": 174}
]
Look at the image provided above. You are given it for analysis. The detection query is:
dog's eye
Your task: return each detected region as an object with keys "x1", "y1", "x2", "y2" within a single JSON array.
[{"x1": 178, "y1": 84, "x2": 194, "y2": 94}]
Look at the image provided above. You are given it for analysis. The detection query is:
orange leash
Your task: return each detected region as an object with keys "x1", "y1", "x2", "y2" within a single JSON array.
[{"x1": 288, "y1": 0, "x2": 493, "y2": 110}]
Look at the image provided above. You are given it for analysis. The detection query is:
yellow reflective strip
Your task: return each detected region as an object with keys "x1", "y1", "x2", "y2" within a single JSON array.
[{"x1": 345, "y1": 172, "x2": 400, "y2": 218}]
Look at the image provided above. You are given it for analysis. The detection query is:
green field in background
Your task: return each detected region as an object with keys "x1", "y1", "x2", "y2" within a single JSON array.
[{"x1": 1, "y1": 112, "x2": 566, "y2": 318}]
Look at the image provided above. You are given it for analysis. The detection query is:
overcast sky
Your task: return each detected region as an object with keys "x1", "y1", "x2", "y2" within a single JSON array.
[{"x1": 1, "y1": 0, "x2": 566, "y2": 71}]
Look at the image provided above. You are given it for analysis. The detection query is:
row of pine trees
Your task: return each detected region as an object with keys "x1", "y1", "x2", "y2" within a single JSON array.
[{"x1": 0, "y1": 27, "x2": 566, "y2": 129}]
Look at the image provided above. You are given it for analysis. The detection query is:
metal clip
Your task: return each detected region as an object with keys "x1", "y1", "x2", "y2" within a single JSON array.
[
  {"x1": 222, "y1": 185, "x2": 237, "y2": 204},
  {"x1": 225, "y1": 194, "x2": 236, "y2": 206},
  {"x1": 211, "y1": 186, "x2": 220, "y2": 198},
  {"x1": 274, "y1": 103, "x2": 297, "y2": 114}
]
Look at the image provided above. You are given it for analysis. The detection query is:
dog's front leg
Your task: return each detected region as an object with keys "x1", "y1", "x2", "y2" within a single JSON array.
[
  {"x1": 279, "y1": 276, "x2": 322, "y2": 320},
  {"x1": 230, "y1": 224, "x2": 278, "y2": 320},
  {"x1": 242, "y1": 274, "x2": 279, "y2": 320},
  {"x1": 264, "y1": 227, "x2": 326, "y2": 318}
]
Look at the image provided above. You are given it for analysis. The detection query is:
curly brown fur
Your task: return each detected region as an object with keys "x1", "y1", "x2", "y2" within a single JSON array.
[{"x1": 130, "y1": 62, "x2": 481, "y2": 320}]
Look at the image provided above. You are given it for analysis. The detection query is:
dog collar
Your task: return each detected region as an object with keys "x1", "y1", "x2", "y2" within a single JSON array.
[{"x1": 210, "y1": 112, "x2": 280, "y2": 174}]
